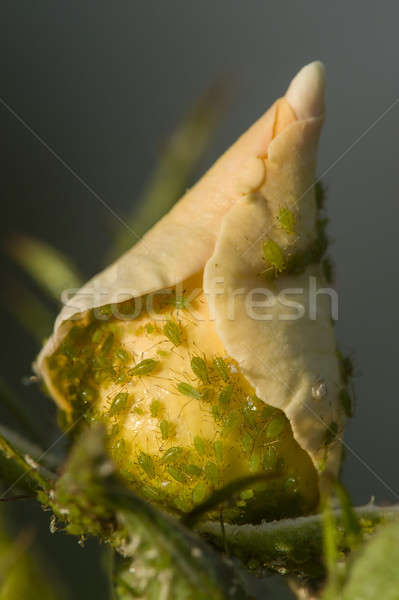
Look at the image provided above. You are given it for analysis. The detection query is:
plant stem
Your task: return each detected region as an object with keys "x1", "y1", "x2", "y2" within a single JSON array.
[{"x1": 198, "y1": 503, "x2": 399, "y2": 577}]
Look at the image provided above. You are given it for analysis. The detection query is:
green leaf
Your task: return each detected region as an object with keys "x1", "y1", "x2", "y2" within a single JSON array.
[
  {"x1": 327, "y1": 520, "x2": 399, "y2": 600},
  {"x1": 0, "y1": 513, "x2": 64, "y2": 600},
  {"x1": 322, "y1": 497, "x2": 340, "y2": 590},
  {"x1": 335, "y1": 483, "x2": 362, "y2": 547},
  {"x1": 6, "y1": 234, "x2": 83, "y2": 301},
  {"x1": 3, "y1": 278, "x2": 53, "y2": 342}
]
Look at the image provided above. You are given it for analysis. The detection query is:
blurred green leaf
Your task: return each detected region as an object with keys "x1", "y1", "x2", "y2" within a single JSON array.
[
  {"x1": 335, "y1": 482, "x2": 362, "y2": 549},
  {"x1": 0, "y1": 429, "x2": 51, "y2": 497},
  {"x1": 322, "y1": 497, "x2": 340, "y2": 592},
  {"x1": 0, "y1": 513, "x2": 64, "y2": 600},
  {"x1": 6, "y1": 234, "x2": 83, "y2": 302},
  {"x1": 110, "y1": 81, "x2": 228, "y2": 258},
  {"x1": 323, "y1": 519, "x2": 399, "y2": 599},
  {"x1": 3, "y1": 278, "x2": 54, "y2": 342}
]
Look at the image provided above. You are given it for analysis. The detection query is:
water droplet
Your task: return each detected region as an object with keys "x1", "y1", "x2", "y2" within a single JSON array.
[{"x1": 312, "y1": 380, "x2": 327, "y2": 400}]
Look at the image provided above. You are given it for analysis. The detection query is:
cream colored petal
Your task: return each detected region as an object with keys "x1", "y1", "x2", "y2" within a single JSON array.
[
  {"x1": 204, "y1": 63, "x2": 344, "y2": 481},
  {"x1": 204, "y1": 195, "x2": 343, "y2": 479},
  {"x1": 285, "y1": 61, "x2": 325, "y2": 120},
  {"x1": 36, "y1": 99, "x2": 282, "y2": 371}
]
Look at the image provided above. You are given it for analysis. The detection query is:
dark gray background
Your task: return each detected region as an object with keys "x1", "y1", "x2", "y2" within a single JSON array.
[{"x1": 1, "y1": 2, "x2": 398, "y2": 598}]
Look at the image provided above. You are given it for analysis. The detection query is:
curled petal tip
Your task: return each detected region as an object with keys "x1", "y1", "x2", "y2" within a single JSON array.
[{"x1": 285, "y1": 61, "x2": 325, "y2": 120}]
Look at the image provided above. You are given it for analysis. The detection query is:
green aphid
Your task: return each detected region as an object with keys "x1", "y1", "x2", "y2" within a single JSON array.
[
  {"x1": 266, "y1": 415, "x2": 286, "y2": 439},
  {"x1": 249, "y1": 452, "x2": 261, "y2": 473},
  {"x1": 192, "y1": 482, "x2": 208, "y2": 504},
  {"x1": 101, "y1": 332, "x2": 114, "y2": 355},
  {"x1": 174, "y1": 496, "x2": 191, "y2": 512},
  {"x1": 263, "y1": 239, "x2": 286, "y2": 276},
  {"x1": 138, "y1": 452, "x2": 155, "y2": 478},
  {"x1": 150, "y1": 399, "x2": 164, "y2": 418},
  {"x1": 211, "y1": 405, "x2": 221, "y2": 421},
  {"x1": 193, "y1": 436, "x2": 206, "y2": 456},
  {"x1": 213, "y1": 440, "x2": 223, "y2": 463},
  {"x1": 191, "y1": 356, "x2": 209, "y2": 384},
  {"x1": 113, "y1": 438, "x2": 126, "y2": 460},
  {"x1": 205, "y1": 462, "x2": 219, "y2": 483},
  {"x1": 141, "y1": 485, "x2": 161, "y2": 501},
  {"x1": 163, "y1": 320, "x2": 181, "y2": 346},
  {"x1": 242, "y1": 401, "x2": 257, "y2": 428},
  {"x1": 157, "y1": 349, "x2": 170, "y2": 358},
  {"x1": 285, "y1": 477, "x2": 298, "y2": 493},
  {"x1": 161, "y1": 446, "x2": 184, "y2": 464},
  {"x1": 218, "y1": 384, "x2": 233, "y2": 406},
  {"x1": 116, "y1": 348, "x2": 130, "y2": 362},
  {"x1": 261, "y1": 403, "x2": 275, "y2": 420},
  {"x1": 247, "y1": 559, "x2": 261, "y2": 571},
  {"x1": 325, "y1": 421, "x2": 339, "y2": 445},
  {"x1": 93, "y1": 370, "x2": 108, "y2": 384},
  {"x1": 213, "y1": 357, "x2": 229, "y2": 382},
  {"x1": 79, "y1": 385, "x2": 96, "y2": 404},
  {"x1": 160, "y1": 419, "x2": 170, "y2": 440},
  {"x1": 109, "y1": 392, "x2": 129, "y2": 416},
  {"x1": 222, "y1": 410, "x2": 239, "y2": 434},
  {"x1": 111, "y1": 423, "x2": 120, "y2": 436},
  {"x1": 262, "y1": 447, "x2": 278, "y2": 471},
  {"x1": 145, "y1": 323, "x2": 155, "y2": 334},
  {"x1": 130, "y1": 358, "x2": 159, "y2": 376},
  {"x1": 60, "y1": 341, "x2": 75, "y2": 361},
  {"x1": 278, "y1": 207, "x2": 296, "y2": 234},
  {"x1": 84, "y1": 410, "x2": 99, "y2": 425},
  {"x1": 167, "y1": 465, "x2": 187, "y2": 484},
  {"x1": 240, "y1": 489, "x2": 254, "y2": 500},
  {"x1": 339, "y1": 388, "x2": 353, "y2": 418},
  {"x1": 172, "y1": 295, "x2": 189, "y2": 310},
  {"x1": 183, "y1": 464, "x2": 202, "y2": 477},
  {"x1": 177, "y1": 382, "x2": 202, "y2": 400},
  {"x1": 115, "y1": 372, "x2": 129, "y2": 384},
  {"x1": 242, "y1": 431, "x2": 253, "y2": 454},
  {"x1": 91, "y1": 329, "x2": 103, "y2": 344}
]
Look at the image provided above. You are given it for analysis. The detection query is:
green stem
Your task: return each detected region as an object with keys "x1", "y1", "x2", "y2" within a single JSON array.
[
  {"x1": 0, "y1": 430, "x2": 51, "y2": 497},
  {"x1": 198, "y1": 504, "x2": 399, "y2": 578}
]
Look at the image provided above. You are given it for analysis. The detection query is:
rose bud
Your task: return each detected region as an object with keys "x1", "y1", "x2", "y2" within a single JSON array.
[{"x1": 36, "y1": 62, "x2": 348, "y2": 524}]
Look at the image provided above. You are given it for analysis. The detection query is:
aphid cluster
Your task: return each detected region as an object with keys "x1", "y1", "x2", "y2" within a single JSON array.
[{"x1": 48, "y1": 284, "x2": 319, "y2": 523}]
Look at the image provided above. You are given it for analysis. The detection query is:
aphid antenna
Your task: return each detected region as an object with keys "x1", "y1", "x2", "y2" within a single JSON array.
[{"x1": 176, "y1": 398, "x2": 195, "y2": 420}]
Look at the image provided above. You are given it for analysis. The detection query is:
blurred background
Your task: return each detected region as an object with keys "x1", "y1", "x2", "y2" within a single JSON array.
[{"x1": 1, "y1": 1, "x2": 398, "y2": 597}]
